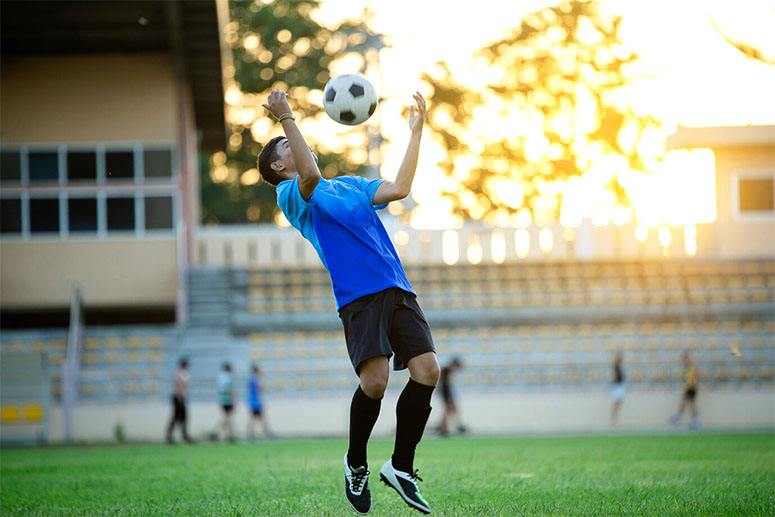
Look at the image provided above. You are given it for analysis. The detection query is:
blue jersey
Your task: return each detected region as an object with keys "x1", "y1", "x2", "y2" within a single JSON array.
[
  {"x1": 276, "y1": 175, "x2": 414, "y2": 308},
  {"x1": 248, "y1": 377, "x2": 262, "y2": 410}
]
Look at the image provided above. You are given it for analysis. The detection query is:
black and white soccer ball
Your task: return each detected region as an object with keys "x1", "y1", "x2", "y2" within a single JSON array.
[{"x1": 322, "y1": 75, "x2": 378, "y2": 126}]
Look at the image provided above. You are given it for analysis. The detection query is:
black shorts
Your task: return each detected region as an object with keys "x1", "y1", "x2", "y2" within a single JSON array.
[
  {"x1": 222, "y1": 404, "x2": 234, "y2": 414},
  {"x1": 338, "y1": 287, "x2": 436, "y2": 373},
  {"x1": 685, "y1": 388, "x2": 697, "y2": 400},
  {"x1": 171, "y1": 395, "x2": 186, "y2": 421},
  {"x1": 251, "y1": 408, "x2": 263, "y2": 417}
]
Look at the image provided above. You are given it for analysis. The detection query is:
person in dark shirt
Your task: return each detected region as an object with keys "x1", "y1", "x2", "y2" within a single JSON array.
[
  {"x1": 437, "y1": 357, "x2": 465, "y2": 437},
  {"x1": 610, "y1": 351, "x2": 626, "y2": 427}
]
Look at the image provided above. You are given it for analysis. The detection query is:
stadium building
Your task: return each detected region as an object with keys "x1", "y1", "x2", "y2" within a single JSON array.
[{"x1": 1, "y1": 1, "x2": 773, "y2": 443}]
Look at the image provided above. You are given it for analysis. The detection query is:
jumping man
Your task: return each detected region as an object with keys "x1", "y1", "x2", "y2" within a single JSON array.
[{"x1": 259, "y1": 88, "x2": 438, "y2": 514}]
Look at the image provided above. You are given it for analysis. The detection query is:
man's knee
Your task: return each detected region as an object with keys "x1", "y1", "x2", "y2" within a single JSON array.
[
  {"x1": 410, "y1": 354, "x2": 440, "y2": 386},
  {"x1": 360, "y1": 374, "x2": 388, "y2": 399}
]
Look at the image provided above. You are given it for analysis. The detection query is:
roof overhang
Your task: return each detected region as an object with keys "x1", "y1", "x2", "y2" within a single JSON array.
[
  {"x1": 668, "y1": 125, "x2": 775, "y2": 149},
  {"x1": 0, "y1": 0, "x2": 227, "y2": 152}
]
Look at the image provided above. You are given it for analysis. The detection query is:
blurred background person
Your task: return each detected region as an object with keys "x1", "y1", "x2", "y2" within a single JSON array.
[
  {"x1": 166, "y1": 357, "x2": 193, "y2": 444},
  {"x1": 246, "y1": 364, "x2": 273, "y2": 440},
  {"x1": 437, "y1": 357, "x2": 466, "y2": 437},
  {"x1": 671, "y1": 351, "x2": 700, "y2": 430},
  {"x1": 218, "y1": 362, "x2": 236, "y2": 442},
  {"x1": 611, "y1": 351, "x2": 626, "y2": 427}
]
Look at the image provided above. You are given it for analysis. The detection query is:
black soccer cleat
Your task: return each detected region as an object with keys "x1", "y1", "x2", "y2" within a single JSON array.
[
  {"x1": 379, "y1": 459, "x2": 431, "y2": 514},
  {"x1": 344, "y1": 454, "x2": 371, "y2": 514}
]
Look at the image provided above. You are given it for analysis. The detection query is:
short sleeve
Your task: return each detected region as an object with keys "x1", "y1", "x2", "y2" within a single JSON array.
[
  {"x1": 341, "y1": 175, "x2": 387, "y2": 210},
  {"x1": 276, "y1": 177, "x2": 314, "y2": 233}
]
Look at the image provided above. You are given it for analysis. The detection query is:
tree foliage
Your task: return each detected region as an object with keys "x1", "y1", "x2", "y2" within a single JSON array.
[
  {"x1": 201, "y1": 0, "x2": 383, "y2": 225},
  {"x1": 423, "y1": 0, "x2": 659, "y2": 226}
]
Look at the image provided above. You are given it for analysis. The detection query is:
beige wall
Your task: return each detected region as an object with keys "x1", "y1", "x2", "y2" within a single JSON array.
[
  {"x1": 714, "y1": 146, "x2": 775, "y2": 258},
  {"x1": 0, "y1": 54, "x2": 176, "y2": 143},
  {"x1": 0, "y1": 239, "x2": 178, "y2": 308},
  {"x1": 39, "y1": 389, "x2": 775, "y2": 442}
]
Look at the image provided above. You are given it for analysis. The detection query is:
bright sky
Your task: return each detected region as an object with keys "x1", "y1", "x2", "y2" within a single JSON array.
[{"x1": 309, "y1": 0, "x2": 775, "y2": 229}]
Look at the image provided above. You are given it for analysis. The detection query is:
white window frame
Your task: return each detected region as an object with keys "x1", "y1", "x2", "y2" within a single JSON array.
[
  {"x1": 65, "y1": 193, "x2": 100, "y2": 237},
  {"x1": 0, "y1": 142, "x2": 178, "y2": 241},
  {"x1": 731, "y1": 170, "x2": 775, "y2": 221},
  {"x1": 141, "y1": 191, "x2": 178, "y2": 237}
]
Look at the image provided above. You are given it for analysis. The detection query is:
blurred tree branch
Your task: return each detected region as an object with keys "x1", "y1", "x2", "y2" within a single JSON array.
[
  {"x1": 201, "y1": 0, "x2": 384, "y2": 225},
  {"x1": 422, "y1": 0, "x2": 660, "y2": 226}
]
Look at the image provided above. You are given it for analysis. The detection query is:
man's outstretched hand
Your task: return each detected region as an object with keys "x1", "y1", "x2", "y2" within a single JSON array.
[
  {"x1": 408, "y1": 91, "x2": 427, "y2": 134},
  {"x1": 262, "y1": 89, "x2": 293, "y2": 120}
]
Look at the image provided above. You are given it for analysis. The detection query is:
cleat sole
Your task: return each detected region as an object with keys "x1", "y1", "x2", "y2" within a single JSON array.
[{"x1": 379, "y1": 473, "x2": 431, "y2": 514}]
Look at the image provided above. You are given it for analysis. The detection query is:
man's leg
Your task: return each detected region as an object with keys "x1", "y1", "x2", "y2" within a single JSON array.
[
  {"x1": 166, "y1": 397, "x2": 178, "y2": 443},
  {"x1": 379, "y1": 352, "x2": 438, "y2": 514},
  {"x1": 392, "y1": 352, "x2": 439, "y2": 473},
  {"x1": 344, "y1": 356, "x2": 388, "y2": 514},
  {"x1": 348, "y1": 356, "x2": 388, "y2": 468},
  {"x1": 181, "y1": 402, "x2": 193, "y2": 443}
]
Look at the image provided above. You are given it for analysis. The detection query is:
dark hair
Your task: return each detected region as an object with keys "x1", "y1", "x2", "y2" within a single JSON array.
[
  {"x1": 258, "y1": 136, "x2": 287, "y2": 186},
  {"x1": 222, "y1": 362, "x2": 232, "y2": 372},
  {"x1": 179, "y1": 357, "x2": 189, "y2": 368},
  {"x1": 251, "y1": 364, "x2": 260, "y2": 374},
  {"x1": 450, "y1": 357, "x2": 463, "y2": 368}
]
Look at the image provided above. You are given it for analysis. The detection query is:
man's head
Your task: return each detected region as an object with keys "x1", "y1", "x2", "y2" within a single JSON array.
[
  {"x1": 223, "y1": 362, "x2": 232, "y2": 373},
  {"x1": 179, "y1": 357, "x2": 189, "y2": 370},
  {"x1": 450, "y1": 357, "x2": 463, "y2": 371},
  {"x1": 257, "y1": 136, "x2": 318, "y2": 186},
  {"x1": 251, "y1": 364, "x2": 260, "y2": 375}
]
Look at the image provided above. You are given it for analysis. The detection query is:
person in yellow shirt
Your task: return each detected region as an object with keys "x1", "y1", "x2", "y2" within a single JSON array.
[{"x1": 671, "y1": 351, "x2": 700, "y2": 430}]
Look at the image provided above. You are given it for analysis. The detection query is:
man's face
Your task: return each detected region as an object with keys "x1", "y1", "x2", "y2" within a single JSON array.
[{"x1": 272, "y1": 139, "x2": 318, "y2": 180}]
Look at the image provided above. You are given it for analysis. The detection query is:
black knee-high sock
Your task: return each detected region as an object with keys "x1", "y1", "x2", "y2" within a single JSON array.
[
  {"x1": 392, "y1": 379, "x2": 435, "y2": 473},
  {"x1": 347, "y1": 386, "x2": 382, "y2": 468}
]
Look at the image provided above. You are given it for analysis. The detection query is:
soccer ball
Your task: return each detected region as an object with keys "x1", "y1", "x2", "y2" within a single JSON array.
[{"x1": 322, "y1": 75, "x2": 378, "y2": 126}]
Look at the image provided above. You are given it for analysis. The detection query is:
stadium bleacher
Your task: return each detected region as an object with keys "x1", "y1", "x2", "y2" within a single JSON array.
[
  {"x1": 0, "y1": 328, "x2": 178, "y2": 403},
  {"x1": 2, "y1": 258, "x2": 772, "y2": 406}
]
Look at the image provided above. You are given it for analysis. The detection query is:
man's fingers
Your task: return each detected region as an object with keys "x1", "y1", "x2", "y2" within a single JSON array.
[{"x1": 261, "y1": 103, "x2": 270, "y2": 111}]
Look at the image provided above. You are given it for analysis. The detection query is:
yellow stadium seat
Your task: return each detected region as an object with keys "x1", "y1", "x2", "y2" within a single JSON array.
[
  {"x1": 148, "y1": 352, "x2": 165, "y2": 363},
  {"x1": 24, "y1": 404, "x2": 44, "y2": 422},
  {"x1": 127, "y1": 337, "x2": 143, "y2": 349},
  {"x1": 1, "y1": 406, "x2": 20, "y2": 423},
  {"x1": 105, "y1": 337, "x2": 122, "y2": 349}
]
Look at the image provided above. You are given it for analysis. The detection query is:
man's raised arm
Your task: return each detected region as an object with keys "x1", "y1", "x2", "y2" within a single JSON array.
[
  {"x1": 263, "y1": 89, "x2": 321, "y2": 199},
  {"x1": 373, "y1": 92, "x2": 427, "y2": 205}
]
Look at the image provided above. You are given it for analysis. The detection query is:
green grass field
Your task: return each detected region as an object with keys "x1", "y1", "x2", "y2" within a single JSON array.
[{"x1": 1, "y1": 433, "x2": 773, "y2": 516}]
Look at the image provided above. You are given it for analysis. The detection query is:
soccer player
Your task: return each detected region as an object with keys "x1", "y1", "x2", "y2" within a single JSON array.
[
  {"x1": 610, "y1": 351, "x2": 626, "y2": 427},
  {"x1": 246, "y1": 364, "x2": 273, "y2": 440},
  {"x1": 166, "y1": 357, "x2": 193, "y2": 444},
  {"x1": 259, "y1": 89, "x2": 437, "y2": 514},
  {"x1": 437, "y1": 357, "x2": 466, "y2": 437},
  {"x1": 671, "y1": 351, "x2": 700, "y2": 430},
  {"x1": 217, "y1": 362, "x2": 236, "y2": 442}
]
